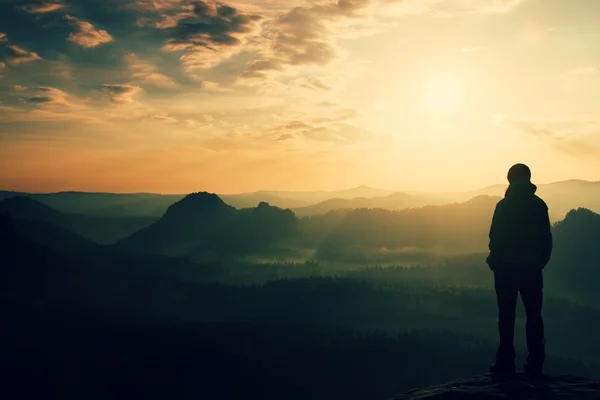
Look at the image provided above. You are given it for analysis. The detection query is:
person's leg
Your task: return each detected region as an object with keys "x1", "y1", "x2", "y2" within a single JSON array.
[
  {"x1": 520, "y1": 268, "x2": 545, "y2": 373},
  {"x1": 493, "y1": 268, "x2": 519, "y2": 370}
]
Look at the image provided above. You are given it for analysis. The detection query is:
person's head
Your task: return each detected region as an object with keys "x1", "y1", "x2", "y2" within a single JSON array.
[{"x1": 507, "y1": 163, "x2": 531, "y2": 184}]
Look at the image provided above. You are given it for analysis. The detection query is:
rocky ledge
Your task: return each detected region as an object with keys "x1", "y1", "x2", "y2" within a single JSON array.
[{"x1": 391, "y1": 373, "x2": 600, "y2": 400}]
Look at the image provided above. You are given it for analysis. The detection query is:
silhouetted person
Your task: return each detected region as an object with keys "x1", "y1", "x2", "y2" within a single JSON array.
[{"x1": 487, "y1": 164, "x2": 553, "y2": 376}]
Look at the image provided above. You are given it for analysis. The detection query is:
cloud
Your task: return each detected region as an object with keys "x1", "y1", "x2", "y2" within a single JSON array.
[
  {"x1": 7, "y1": 86, "x2": 89, "y2": 116},
  {"x1": 311, "y1": 107, "x2": 358, "y2": 124},
  {"x1": 102, "y1": 84, "x2": 143, "y2": 103},
  {"x1": 0, "y1": 33, "x2": 7, "y2": 42},
  {"x1": 276, "y1": 133, "x2": 295, "y2": 141},
  {"x1": 150, "y1": 113, "x2": 179, "y2": 123},
  {"x1": 20, "y1": 1, "x2": 65, "y2": 13},
  {"x1": 494, "y1": 115, "x2": 600, "y2": 156},
  {"x1": 0, "y1": 61, "x2": 5, "y2": 70},
  {"x1": 158, "y1": 1, "x2": 263, "y2": 71},
  {"x1": 2, "y1": 83, "x2": 147, "y2": 125},
  {"x1": 240, "y1": 58, "x2": 283, "y2": 80},
  {"x1": 66, "y1": 15, "x2": 114, "y2": 48},
  {"x1": 288, "y1": 76, "x2": 331, "y2": 91},
  {"x1": 280, "y1": 120, "x2": 313, "y2": 131},
  {"x1": 239, "y1": 0, "x2": 528, "y2": 80},
  {"x1": 124, "y1": 53, "x2": 178, "y2": 88},
  {"x1": 135, "y1": 0, "x2": 186, "y2": 12},
  {"x1": 270, "y1": 104, "x2": 385, "y2": 144},
  {"x1": 302, "y1": 122, "x2": 388, "y2": 144},
  {"x1": 135, "y1": 0, "x2": 193, "y2": 29},
  {"x1": 240, "y1": 1, "x2": 373, "y2": 80},
  {"x1": 4, "y1": 44, "x2": 42, "y2": 64},
  {"x1": 145, "y1": 112, "x2": 211, "y2": 128},
  {"x1": 313, "y1": 125, "x2": 372, "y2": 143},
  {"x1": 24, "y1": 87, "x2": 71, "y2": 107},
  {"x1": 0, "y1": 105, "x2": 22, "y2": 113}
]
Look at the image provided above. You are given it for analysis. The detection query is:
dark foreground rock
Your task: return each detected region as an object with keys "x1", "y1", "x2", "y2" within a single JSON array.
[{"x1": 392, "y1": 373, "x2": 600, "y2": 400}]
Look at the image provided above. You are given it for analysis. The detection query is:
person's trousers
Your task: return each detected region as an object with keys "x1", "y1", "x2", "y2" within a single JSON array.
[{"x1": 494, "y1": 265, "x2": 545, "y2": 367}]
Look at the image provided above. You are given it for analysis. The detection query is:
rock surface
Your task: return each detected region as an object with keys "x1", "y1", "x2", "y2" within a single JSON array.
[{"x1": 392, "y1": 374, "x2": 600, "y2": 400}]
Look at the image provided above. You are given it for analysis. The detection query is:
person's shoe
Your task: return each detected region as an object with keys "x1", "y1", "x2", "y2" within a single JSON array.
[
  {"x1": 489, "y1": 363, "x2": 516, "y2": 377},
  {"x1": 523, "y1": 363, "x2": 543, "y2": 377}
]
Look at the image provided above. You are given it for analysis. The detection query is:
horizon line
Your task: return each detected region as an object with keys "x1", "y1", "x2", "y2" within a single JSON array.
[{"x1": 1, "y1": 178, "x2": 598, "y2": 197}]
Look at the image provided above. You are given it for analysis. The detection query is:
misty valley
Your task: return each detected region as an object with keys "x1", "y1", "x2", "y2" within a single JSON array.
[{"x1": 2, "y1": 183, "x2": 600, "y2": 399}]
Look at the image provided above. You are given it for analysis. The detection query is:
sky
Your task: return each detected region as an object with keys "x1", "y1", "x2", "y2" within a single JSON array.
[{"x1": 1, "y1": 0, "x2": 600, "y2": 194}]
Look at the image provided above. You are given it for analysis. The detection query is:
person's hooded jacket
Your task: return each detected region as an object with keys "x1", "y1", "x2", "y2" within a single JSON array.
[{"x1": 486, "y1": 179, "x2": 553, "y2": 271}]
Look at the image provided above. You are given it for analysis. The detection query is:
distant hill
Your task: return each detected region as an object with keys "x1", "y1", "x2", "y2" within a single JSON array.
[
  {"x1": 116, "y1": 192, "x2": 237, "y2": 256},
  {"x1": 0, "y1": 196, "x2": 63, "y2": 222},
  {"x1": 293, "y1": 192, "x2": 449, "y2": 217},
  {"x1": 231, "y1": 180, "x2": 600, "y2": 218},
  {"x1": 0, "y1": 213, "x2": 208, "y2": 321},
  {"x1": 244, "y1": 185, "x2": 395, "y2": 202},
  {"x1": 545, "y1": 208, "x2": 600, "y2": 302},
  {"x1": 116, "y1": 193, "x2": 297, "y2": 260},
  {"x1": 0, "y1": 213, "x2": 80, "y2": 317},
  {"x1": 199, "y1": 201, "x2": 297, "y2": 256},
  {"x1": 220, "y1": 192, "x2": 311, "y2": 210},
  {"x1": 0, "y1": 191, "x2": 184, "y2": 217},
  {"x1": 439, "y1": 180, "x2": 600, "y2": 221},
  {"x1": 221, "y1": 186, "x2": 396, "y2": 210},
  {"x1": 537, "y1": 180, "x2": 600, "y2": 219},
  {"x1": 11, "y1": 219, "x2": 98, "y2": 253},
  {"x1": 314, "y1": 195, "x2": 501, "y2": 263},
  {"x1": 0, "y1": 196, "x2": 156, "y2": 244}
]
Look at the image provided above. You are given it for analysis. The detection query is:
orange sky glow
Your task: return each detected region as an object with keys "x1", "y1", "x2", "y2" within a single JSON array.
[{"x1": 1, "y1": 0, "x2": 600, "y2": 194}]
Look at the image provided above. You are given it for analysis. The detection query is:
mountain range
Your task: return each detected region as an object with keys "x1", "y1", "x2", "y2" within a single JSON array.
[
  {"x1": 4, "y1": 188, "x2": 600, "y2": 281},
  {"x1": 2, "y1": 180, "x2": 599, "y2": 220},
  {"x1": 2, "y1": 189, "x2": 600, "y2": 303}
]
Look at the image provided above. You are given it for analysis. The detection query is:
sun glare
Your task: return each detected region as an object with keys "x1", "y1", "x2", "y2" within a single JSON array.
[{"x1": 424, "y1": 75, "x2": 465, "y2": 112}]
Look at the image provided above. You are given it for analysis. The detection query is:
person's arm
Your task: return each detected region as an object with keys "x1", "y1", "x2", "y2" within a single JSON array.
[
  {"x1": 540, "y1": 206, "x2": 553, "y2": 269},
  {"x1": 487, "y1": 203, "x2": 505, "y2": 270}
]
